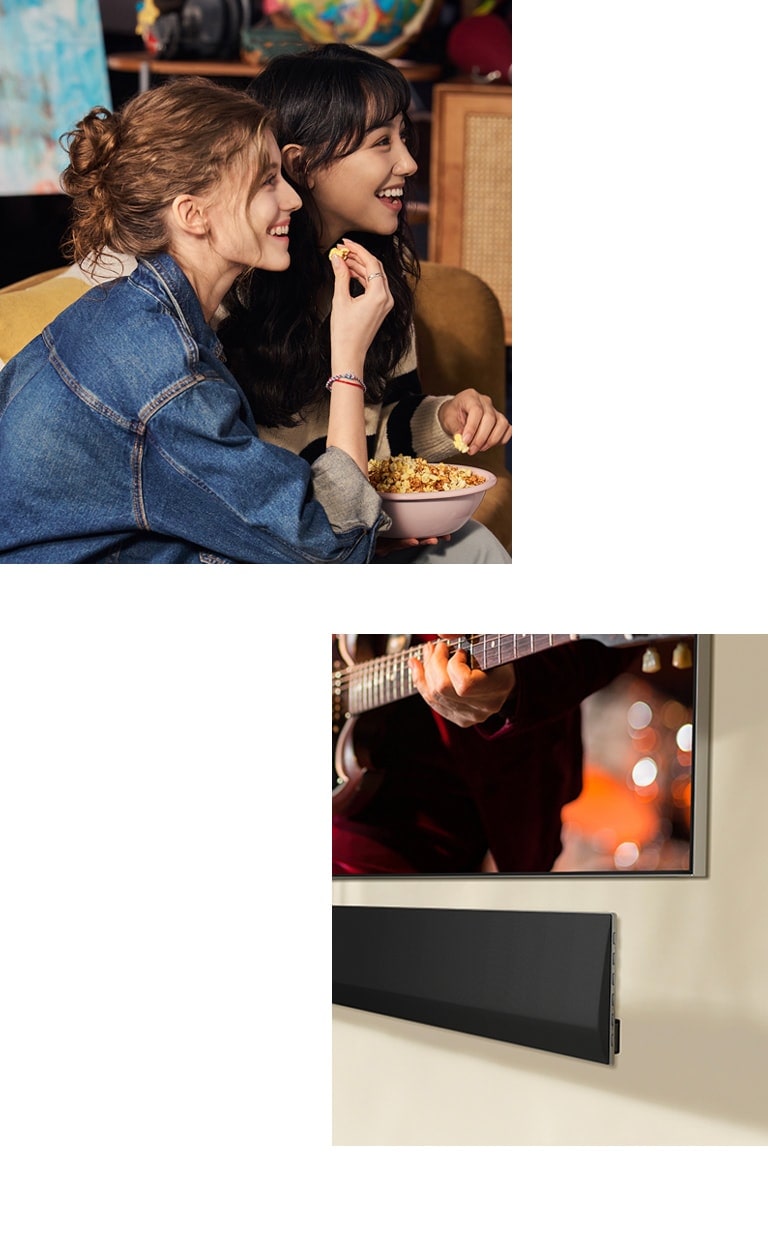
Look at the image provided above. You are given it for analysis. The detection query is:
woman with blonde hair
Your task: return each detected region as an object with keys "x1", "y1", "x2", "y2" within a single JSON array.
[{"x1": 0, "y1": 77, "x2": 393, "y2": 562}]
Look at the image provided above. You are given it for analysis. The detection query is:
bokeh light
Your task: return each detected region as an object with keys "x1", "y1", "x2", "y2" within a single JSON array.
[
  {"x1": 627, "y1": 700, "x2": 653, "y2": 731},
  {"x1": 632, "y1": 757, "x2": 658, "y2": 787},
  {"x1": 677, "y1": 722, "x2": 693, "y2": 752},
  {"x1": 614, "y1": 842, "x2": 641, "y2": 868}
]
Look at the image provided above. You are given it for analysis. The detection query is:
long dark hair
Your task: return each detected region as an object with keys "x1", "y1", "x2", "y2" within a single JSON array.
[{"x1": 219, "y1": 44, "x2": 421, "y2": 428}]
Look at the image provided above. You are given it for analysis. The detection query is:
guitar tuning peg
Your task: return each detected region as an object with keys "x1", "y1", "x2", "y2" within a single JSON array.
[
  {"x1": 642, "y1": 646, "x2": 661, "y2": 674},
  {"x1": 672, "y1": 642, "x2": 693, "y2": 670}
]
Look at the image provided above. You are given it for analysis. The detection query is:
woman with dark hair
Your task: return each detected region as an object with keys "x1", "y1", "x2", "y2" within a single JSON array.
[
  {"x1": 0, "y1": 76, "x2": 393, "y2": 563},
  {"x1": 219, "y1": 44, "x2": 511, "y2": 563}
]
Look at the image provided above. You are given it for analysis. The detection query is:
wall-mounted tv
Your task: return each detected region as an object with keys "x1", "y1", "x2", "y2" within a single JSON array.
[{"x1": 332, "y1": 634, "x2": 711, "y2": 878}]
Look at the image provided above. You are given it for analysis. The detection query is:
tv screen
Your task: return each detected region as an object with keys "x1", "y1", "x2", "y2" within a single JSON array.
[{"x1": 332, "y1": 634, "x2": 710, "y2": 877}]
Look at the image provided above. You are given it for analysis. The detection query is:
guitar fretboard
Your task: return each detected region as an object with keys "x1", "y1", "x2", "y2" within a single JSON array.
[{"x1": 336, "y1": 634, "x2": 575, "y2": 717}]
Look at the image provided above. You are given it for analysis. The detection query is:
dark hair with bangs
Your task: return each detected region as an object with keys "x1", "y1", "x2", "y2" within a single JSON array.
[
  {"x1": 219, "y1": 44, "x2": 420, "y2": 429},
  {"x1": 259, "y1": 42, "x2": 415, "y2": 169}
]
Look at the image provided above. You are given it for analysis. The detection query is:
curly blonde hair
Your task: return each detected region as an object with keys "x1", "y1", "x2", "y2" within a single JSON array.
[{"x1": 60, "y1": 77, "x2": 274, "y2": 269}]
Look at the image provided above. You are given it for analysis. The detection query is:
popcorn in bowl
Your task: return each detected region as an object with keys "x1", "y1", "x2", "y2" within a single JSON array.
[
  {"x1": 368, "y1": 455, "x2": 485, "y2": 494},
  {"x1": 368, "y1": 455, "x2": 497, "y2": 539}
]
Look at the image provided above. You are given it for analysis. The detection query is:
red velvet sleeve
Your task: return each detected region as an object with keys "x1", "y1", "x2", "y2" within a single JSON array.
[
  {"x1": 475, "y1": 639, "x2": 636, "y2": 739},
  {"x1": 415, "y1": 635, "x2": 635, "y2": 740}
]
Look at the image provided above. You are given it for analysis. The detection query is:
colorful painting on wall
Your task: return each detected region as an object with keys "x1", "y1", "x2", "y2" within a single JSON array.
[{"x1": 0, "y1": 0, "x2": 112, "y2": 196}]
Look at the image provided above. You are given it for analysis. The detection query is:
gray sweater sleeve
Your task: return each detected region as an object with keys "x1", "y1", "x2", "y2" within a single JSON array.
[{"x1": 310, "y1": 447, "x2": 391, "y2": 535}]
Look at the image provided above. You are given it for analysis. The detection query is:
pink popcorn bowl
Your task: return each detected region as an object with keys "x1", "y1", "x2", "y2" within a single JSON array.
[{"x1": 376, "y1": 467, "x2": 498, "y2": 540}]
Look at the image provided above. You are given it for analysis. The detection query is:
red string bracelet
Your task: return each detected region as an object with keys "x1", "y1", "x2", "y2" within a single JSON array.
[{"x1": 326, "y1": 372, "x2": 367, "y2": 393}]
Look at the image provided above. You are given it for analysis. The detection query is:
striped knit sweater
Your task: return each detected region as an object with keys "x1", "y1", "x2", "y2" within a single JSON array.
[{"x1": 254, "y1": 330, "x2": 457, "y2": 466}]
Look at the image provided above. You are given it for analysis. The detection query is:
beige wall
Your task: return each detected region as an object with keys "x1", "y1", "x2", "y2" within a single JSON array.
[{"x1": 332, "y1": 634, "x2": 768, "y2": 1145}]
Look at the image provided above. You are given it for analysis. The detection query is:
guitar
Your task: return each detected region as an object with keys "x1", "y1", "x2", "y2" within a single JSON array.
[{"x1": 332, "y1": 633, "x2": 689, "y2": 815}]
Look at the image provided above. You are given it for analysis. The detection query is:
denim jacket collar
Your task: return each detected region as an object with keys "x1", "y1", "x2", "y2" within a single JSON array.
[{"x1": 134, "y1": 253, "x2": 225, "y2": 361}]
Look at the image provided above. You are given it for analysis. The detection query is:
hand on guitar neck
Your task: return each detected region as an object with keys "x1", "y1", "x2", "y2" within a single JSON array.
[{"x1": 409, "y1": 634, "x2": 517, "y2": 727}]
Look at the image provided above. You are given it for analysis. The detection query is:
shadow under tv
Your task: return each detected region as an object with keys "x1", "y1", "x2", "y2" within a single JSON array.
[{"x1": 333, "y1": 907, "x2": 619, "y2": 1065}]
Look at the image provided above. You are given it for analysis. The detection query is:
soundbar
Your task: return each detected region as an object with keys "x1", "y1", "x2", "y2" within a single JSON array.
[{"x1": 333, "y1": 907, "x2": 619, "y2": 1064}]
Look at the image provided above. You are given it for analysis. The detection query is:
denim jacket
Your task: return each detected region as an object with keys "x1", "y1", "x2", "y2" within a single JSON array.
[{"x1": 0, "y1": 254, "x2": 388, "y2": 563}]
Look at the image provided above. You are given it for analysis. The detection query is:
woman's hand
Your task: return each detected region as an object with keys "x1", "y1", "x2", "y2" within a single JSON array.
[
  {"x1": 374, "y1": 534, "x2": 450, "y2": 556},
  {"x1": 437, "y1": 389, "x2": 511, "y2": 454},
  {"x1": 328, "y1": 239, "x2": 394, "y2": 375},
  {"x1": 409, "y1": 636, "x2": 516, "y2": 726},
  {"x1": 324, "y1": 241, "x2": 393, "y2": 476}
]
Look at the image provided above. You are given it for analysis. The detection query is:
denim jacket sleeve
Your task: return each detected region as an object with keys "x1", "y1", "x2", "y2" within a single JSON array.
[{"x1": 142, "y1": 378, "x2": 390, "y2": 563}]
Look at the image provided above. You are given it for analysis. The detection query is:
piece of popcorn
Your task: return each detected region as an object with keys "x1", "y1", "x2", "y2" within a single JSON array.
[{"x1": 453, "y1": 432, "x2": 470, "y2": 453}]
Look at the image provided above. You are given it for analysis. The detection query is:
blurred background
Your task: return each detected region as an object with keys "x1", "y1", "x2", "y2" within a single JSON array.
[
  {"x1": 554, "y1": 638, "x2": 700, "y2": 873},
  {"x1": 0, "y1": 0, "x2": 512, "y2": 285}
]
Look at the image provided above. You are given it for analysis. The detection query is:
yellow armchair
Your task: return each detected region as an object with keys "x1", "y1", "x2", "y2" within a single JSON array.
[
  {"x1": 413, "y1": 262, "x2": 511, "y2": 553},
  {"x1": 0, "y1": 265, "x2": 89, "y2": 364}
]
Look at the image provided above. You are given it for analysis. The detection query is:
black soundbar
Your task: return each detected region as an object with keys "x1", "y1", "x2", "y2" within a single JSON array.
[{"x1": 333, "y1": 907, "x2": 619, "y2": 1065}]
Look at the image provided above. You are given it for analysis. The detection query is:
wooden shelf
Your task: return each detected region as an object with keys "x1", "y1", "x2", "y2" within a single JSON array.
[{"x1": 108, "y1": 53, "x2": 443, "y2": 94}]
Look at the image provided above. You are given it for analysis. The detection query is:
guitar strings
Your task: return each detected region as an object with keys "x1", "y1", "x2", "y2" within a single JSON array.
[
  {"x1": 333, "y1": 635, "x2": 569, "y2": 682},
  {"x1": 333, "y1": 638, "x2": 677, "y2": 711},
  {"x1": 332, "y1": 636, "x2": 573, "y2": 704}
]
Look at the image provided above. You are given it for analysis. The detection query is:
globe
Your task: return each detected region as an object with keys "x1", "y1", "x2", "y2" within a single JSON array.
[{"x1": 283, "y1": 0, "x2": 439, "y2": 57}]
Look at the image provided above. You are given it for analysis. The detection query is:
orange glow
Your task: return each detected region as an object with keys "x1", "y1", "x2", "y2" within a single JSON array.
[
  {"x1": 633, "y1": 780, "x2": 660, "y2": 803},
  {"x1": 562, "y1": 766, "x2": 659, "y2": 850},
  {"x1": 672, "y1": 776, "x2": 692, "y2": 808},
  {"x1": 630, "y1": 726, "x2": 659, "y2": 749},
  {"x1": 661, "y1": 699, "x2": 688, "y2": 729}
]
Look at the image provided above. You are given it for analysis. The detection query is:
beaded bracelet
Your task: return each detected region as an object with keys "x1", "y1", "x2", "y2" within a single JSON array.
[{"x1": 326, "y1": 372, "x2": 366, "y2": 393}]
